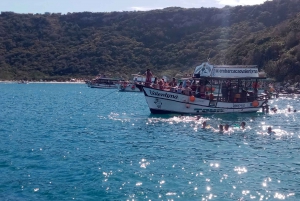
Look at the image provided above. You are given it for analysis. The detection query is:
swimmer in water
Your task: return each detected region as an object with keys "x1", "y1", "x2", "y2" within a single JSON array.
[
  {"x1": 240, "y1": 122, "x2": 246, "y2": 129},
  {"x1": 271, "y1": 107, "x2": 277, "y2": 113},
  {"x1": 267, "y1": 126, "x2": 275, "y2": 134},
  {"x1": 219, "y1": 124, "x2": 224, "y2": 132},
  {"x1": 202, "y1": 121, "x2": 207, "y2": 129},
  {"x1": 224, "y1": 124, "x2": 229, "y2": 131}
]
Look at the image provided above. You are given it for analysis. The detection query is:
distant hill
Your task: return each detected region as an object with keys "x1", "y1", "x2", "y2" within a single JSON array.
[{"x1": 1, "y1": 0, "x2": 300, "y2": 81}]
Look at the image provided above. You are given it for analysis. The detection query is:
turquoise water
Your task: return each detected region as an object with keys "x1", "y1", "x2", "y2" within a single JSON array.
[{"x1": 0, "y1": 83, "x2": 300, "y2": 201}]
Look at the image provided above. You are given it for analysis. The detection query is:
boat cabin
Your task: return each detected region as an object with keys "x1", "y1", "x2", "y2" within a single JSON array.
[
  {"x1": 191, "y1": 62, "x2": 274, "y2": 103},
  {"x1": 90, "y1": 78, "x2": 120, "y2": 85}
]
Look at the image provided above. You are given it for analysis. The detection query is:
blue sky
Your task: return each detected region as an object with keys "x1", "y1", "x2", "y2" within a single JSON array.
[{"x1": 0, "y1": 0, "x2": 271, "y2": 14}]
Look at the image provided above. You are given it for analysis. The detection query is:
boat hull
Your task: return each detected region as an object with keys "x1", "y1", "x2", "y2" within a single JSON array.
[{"x1": 143, "y1": 87, "x2": 266, "y2": 114}]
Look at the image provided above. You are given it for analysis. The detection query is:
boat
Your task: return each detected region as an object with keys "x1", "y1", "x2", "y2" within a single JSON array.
[
  {"x1": 87, "y1": 77, "x2": 120, "y2": 89},
  {"x1": 117, "y1": 74, "x2": 156, "y2": 92},
  {"x1": 142, "y1": 62, "x2": 277, "y2": 114},
  {"x1": 18, "y1": 80, "x2": 29, "y2": 84}
]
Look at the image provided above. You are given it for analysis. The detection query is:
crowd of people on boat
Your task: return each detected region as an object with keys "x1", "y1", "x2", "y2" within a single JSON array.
[{"x1": 145, "y1": 69, "x2": 214, "y2": 98}]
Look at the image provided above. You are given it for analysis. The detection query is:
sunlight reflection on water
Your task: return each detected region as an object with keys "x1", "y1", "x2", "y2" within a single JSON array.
[{"x1": 1, "y1": 85, "x2": 300, "y2": 200}]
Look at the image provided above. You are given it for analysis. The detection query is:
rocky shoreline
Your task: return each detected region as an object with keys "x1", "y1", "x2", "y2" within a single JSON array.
[{"x1": 276, "y1": 81, "x2": 300, "y2": 95}]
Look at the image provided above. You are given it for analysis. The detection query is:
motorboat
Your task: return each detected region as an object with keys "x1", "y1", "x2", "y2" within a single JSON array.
[
  {"x1": 87, "y1": 77, "x2": 120, "y2": 89},
  {"x1": 18, "y1": 80, "x2": 29, "y2": 84},
  {"x1": 142, "y1": 62, "x2": 277, "y2": 114}
]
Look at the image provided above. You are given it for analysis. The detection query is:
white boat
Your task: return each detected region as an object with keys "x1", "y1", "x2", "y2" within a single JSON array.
[
  {"x1": 142, "y1": 62, "x2": 276, "y2": 114},
  {"x1": 18, "y1": 80, "x2": 29, "y2": 84},
  {"x1": 117, "y1": 74, "x2": 155, "y2": 92},
  {"x1": 87, "y1": 78, "x2": 120, "y2": 89}
]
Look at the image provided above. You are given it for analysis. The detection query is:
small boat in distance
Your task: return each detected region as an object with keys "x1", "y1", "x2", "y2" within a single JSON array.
[
  {"x1": 142, "y1": 62, "x2": 278, "y2": 114},
  {"x1": 87, "y1": 76, "x2": 120, "y2": 89},
  {"x1": 18, "y1": 80, "x2": 29, "y2": 84}
]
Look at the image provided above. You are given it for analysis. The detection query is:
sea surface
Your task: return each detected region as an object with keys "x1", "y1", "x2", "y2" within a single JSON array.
[{"x1": 0, "y1": 83, "x2": 300, "y2": 201}]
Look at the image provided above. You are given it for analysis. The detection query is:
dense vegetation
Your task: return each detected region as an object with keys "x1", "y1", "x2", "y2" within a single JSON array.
[{"x1": 1, "y1": 0, "x2": 300, "y2": 81}]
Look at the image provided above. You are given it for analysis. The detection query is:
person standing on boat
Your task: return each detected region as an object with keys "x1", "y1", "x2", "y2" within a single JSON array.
[
  {"x1": 162, "y1": 80, "x2": 169, "y2": 90},
  {"x1": 221, "y1": 81, "x2": 230, "y2": 102},
  {"x1": 152, "y1": 77, "x2": 159, "y2": 89},
  {"x1": 144, "y1": 69, "x2": 153, "y2": 87},
  {"x1": 183, "y1": 83, "x2": 192, "y2": 95},
  {"x1": 199, "y1": 81, "x2": 206, "y2": 98},
  {"x1": 191, "y1": 80, "x2": 197, "y2": 92},
  {"x1": 157, "y1": 79, "x2": 163, "y2": 90},
  {"x1": 186, "y1": 79, "x2": 191, "y2": 88},
  {"x1": 169, "y1": 77, "x2": 177, "y2": 87},
  {"x1": 168, "y1": 77, "x2": 177, "y2": 92},
  {"x1": 221, "y1": 82, "x2": 228, "y2": 101},
  {"x1": 241, "y1": 88, "x2": 248, "y2": 102},
  {"x1": 177, "y1": 82, "x2": 183, "y2": 93},
  {"x1": 253, "y1": 82, "x2": 259, "y2": 98}
]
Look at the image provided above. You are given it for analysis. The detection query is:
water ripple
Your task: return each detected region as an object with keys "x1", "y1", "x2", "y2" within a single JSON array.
[{"x1": 0, "y1": 84, "x2": 300, "y2": 200}]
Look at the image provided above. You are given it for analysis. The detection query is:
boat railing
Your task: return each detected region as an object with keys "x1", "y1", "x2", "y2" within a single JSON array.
[{"x1": 154, "y1": 85, "x2": 269, "y2": 103}]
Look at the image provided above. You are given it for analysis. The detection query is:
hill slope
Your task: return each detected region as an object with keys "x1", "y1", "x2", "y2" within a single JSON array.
[{"x1": 0, "y1": 0, "x2": 300, "y2": 81}]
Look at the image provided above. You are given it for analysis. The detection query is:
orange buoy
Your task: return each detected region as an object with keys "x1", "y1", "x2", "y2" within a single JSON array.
[
  {"x1": 189, "y1": 95, "x2": 195, "y2": 102},
  {"x1": 252, "y1": 100, "x2": 259, "y2": 107}
]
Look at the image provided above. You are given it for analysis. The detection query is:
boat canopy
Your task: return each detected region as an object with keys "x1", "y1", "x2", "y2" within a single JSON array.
[{"x1": 194, "y1": 62, "x2": 263, "y2": 79}]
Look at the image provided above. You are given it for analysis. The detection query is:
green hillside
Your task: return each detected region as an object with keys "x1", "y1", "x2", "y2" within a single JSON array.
[{"x1": 1, "y1": 0, "x2": 300, "y2": 81}]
